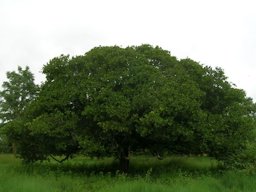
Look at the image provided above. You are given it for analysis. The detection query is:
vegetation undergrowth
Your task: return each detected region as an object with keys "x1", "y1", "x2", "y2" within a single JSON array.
[{"x1": 1, "y1": 154, "x2": 256, "y2": 192}]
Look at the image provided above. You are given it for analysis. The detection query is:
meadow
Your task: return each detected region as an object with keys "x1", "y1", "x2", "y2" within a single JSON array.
[{"x1": 0, "y1": 154, "x2": 256, "y2": 192}]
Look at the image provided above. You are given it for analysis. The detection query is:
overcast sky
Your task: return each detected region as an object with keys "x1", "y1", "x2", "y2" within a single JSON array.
[{"x1": 0, "y1": 0, "x2": 255, "y2": 101}]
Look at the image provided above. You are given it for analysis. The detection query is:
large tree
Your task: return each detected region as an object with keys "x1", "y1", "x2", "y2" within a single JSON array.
[{"x1": 9, "y1": 45, "x2": 256, "y2": 171}]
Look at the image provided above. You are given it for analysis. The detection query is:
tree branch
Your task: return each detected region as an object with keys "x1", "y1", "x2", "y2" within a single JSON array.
[{"x1": 49, "y1": 154, "x2": 70, "y2": 163}]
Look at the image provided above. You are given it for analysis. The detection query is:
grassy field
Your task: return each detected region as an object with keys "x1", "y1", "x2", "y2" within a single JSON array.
[{"x1": 0, "y1": 154, "x2": 256, "y2": 192}]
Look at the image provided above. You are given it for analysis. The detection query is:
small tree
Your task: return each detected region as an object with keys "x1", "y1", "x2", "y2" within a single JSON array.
[{"x1": 0, "y1": 66, "x2": 38, "y2": 154}]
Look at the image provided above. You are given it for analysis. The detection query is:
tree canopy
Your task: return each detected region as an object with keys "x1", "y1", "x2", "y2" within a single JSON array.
[{"x1": 1, "y1": 45, "x2": 255, "y2": 171}]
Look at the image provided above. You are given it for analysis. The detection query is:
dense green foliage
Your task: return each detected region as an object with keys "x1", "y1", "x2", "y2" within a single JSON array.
[
  {"x1": 0, "y1": 66, "x2": 38, "y2": 153},
  {"x1": 0, "y1": 66, "x2": 38, "y2": 123},
  {"x1": 0, "y1": 45, "x2": 255, "y2": 170}
]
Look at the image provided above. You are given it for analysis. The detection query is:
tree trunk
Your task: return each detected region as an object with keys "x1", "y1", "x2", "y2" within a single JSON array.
[
  {"x1": 119, "y1": 147, "x2": 129, "y2": 173},
  {"x1": 12, "y1": 142, "x2": 16, "y2": 156}
]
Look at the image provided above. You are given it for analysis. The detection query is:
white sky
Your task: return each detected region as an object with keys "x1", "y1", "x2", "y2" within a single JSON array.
[{"x1": 0, "y1": 0, "x2": 255, "y2": 101}]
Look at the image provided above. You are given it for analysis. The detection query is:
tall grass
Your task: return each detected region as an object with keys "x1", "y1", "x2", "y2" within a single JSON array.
[
  {"x1": 99, "y1": 172, "x2": 256, "y2": 192},
  {"x1": 0, "y1": 154, "x2": 256, "y2": 192}
]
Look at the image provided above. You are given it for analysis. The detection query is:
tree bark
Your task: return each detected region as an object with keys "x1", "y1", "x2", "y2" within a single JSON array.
[{"x1": 119, "y1": 147, "x2": 129, "y2": 173}]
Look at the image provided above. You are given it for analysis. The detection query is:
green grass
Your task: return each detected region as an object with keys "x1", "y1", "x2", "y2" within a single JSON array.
[{"x1": 0, "y1": 154, "x2": 256, "y2": 192}]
